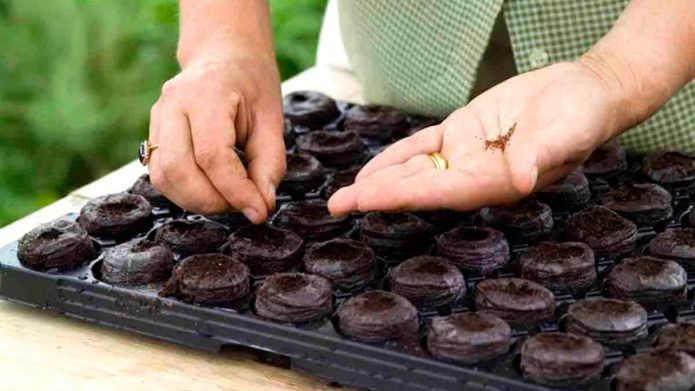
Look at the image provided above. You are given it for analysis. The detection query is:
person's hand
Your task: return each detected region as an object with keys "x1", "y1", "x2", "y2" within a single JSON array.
[
  {"x1": 328, "y1": 60, "x2": 631, "y2": 214},
  {"x1": 148, "y1": 51, "x2": 285, "y2": 223}
]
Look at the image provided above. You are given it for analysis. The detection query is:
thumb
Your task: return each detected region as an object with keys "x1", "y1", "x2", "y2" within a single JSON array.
[
  {"x1": 245, "y1": 108, "x2": 287, "y2": 210},
  {"x1": 503, "y1": 123, "x2": 586, "y2": 195}
]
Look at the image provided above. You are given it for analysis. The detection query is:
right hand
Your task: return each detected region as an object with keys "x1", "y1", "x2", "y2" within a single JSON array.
[
  {"x1": 148, "y1": 51, "x2": 285, "y2": 223},
  {"x1": 328, "y1": 60, "x2": 627, "y2": 215}
]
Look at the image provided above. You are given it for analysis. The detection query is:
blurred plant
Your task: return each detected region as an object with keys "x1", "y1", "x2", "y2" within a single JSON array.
[
  {"x1": 270, "y1": 0, "x2": 327, "y2": 79},
  {"x1": 0, "y1": 0, "x2": 326, "y2": 227}
]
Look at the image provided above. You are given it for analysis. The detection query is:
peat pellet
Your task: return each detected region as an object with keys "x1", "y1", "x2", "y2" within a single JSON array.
[
  {"x1": 228, "y1": 225, "x2": 304, "y2": 275},
  {"x1": 564, "y1": 298, "x2": 648, "y2": 346},
  {"x1": 479, "y1": 199, "x2": 554, "y2": 243},
  {"x1": 654, "y1": 321, "x2": 695, "y2": 355},
  {"x1": 520, "y1": 332, "x2": 604, "y2": 387},
  {"x1": 100, "y1": 238, "x2": 174, "y2": 285},
  {"x1": 402, "y1": 116, "x2": 440, "y2": 138},
  {"x1": 303, "y1": 238, "x2": 375, "y2": 290},
  {"x1": 79, "y1": 193, "x2": 152, "y2": 238},
  {"x1": 360, "y1": 212, "x2": 433, "y2": 259},
  {"x1": 580, "y1": 139, "x2": 627, "y2": 176},
  {"x1": 361, "y1": 212, "x2": 432, "y2": 239},
  {"x1": 154, "y1": 219, "x2": 227, "y2": 255},
  {"x1": 388, "y1": 256, "x2": 465, "y2": 307},
  {"x1": 364, "y1": 144, "x2": 387, "y2": 161},
  {"x1": 160, "y1": 254, "x2": 250, "y2": 305},
  {"x1": 130, "y1": 174, "x2": 175, "y2": 209},
  {"x1": 519, "y1": 242, "x2": 596, "y2": 292},
  {"x1": 205, "y1": 212, "x2": 249, "y2": 229},
  {"x1": 414, "y1": 209, "x2": 475, "y2": 233},
  {"x1": 536, "y1": 170, "x2": 591, "y2": 211},
  {"x1": 474, "y1": 278, "x2": 555, "y2": 326},
  {"x1": 18, "y1": 218, "x2": 95, "y2": 271},
  {"x1": 599, "y1": 183, "x2": 673, "y2": 226},
  {"x1": 615, "y1": 349, "x2": 695, "y2": 391},
  {"x1": 296, "y1": 130, "x2": 365, "y2": 168},
  {"x1": 283, "y1": 90, "x2": 340, "y2": 128},
  {"x1": 436, "y1": 226, "x2": 509, "y2": 275},
  {"x1": 642, "y1": 150, "x2": 695, "y2": 189},
  {"x1": 278, "y1": 153, "x2": 325, "y2": 195},
  {"x1": 648, "y1": 228, "x2": 695, "y2": 272},
  {"x1": 427, "y1": 312, "x2": 511, "y2": 364},
  {"x1": 343, "y1": 104, "x2": 409, "y2": 142},
  {"x1": 255, "y1": 272, "x2": 333, "y2": 323},
  {"x1": 565, "y1": 206, "x2": 637, "y2": 257},
  {"x1": 336, "y1": 290, "x2": 419, "y2": 342},
  {"x1": 274, "y1": 199, "x2": 353, "y2": 241},
  {"x1": 604, "y1": 256, "x2": 687, "y2": 309},
  {"x1": 324, "y1": 167, "x2": 359, "y2": 199}
]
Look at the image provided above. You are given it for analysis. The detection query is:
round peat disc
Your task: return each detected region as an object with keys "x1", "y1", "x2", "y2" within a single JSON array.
[
  {"x1": 79, "y1": 193, "x2": 152, "y2": 238},
  {"x1": 228, "y1": 225, "x2": 304, "y2": 275},
  {"x1": 283, "y1": 91, "x2": 340, "y2": 128},
  {"x1": 255, "y1": 272, "x2": 333, "y2": 323},
  {"x1": 18, "y1": 218, "x2": 95, "y2": 271},
  {"x1": 336, "y1": 290, "x2": 419, "y2": 342}
]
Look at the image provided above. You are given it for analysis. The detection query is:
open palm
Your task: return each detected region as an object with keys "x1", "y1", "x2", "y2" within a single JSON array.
[{"x1": 328, "y1": 61, "x2": 625, "y2": 214}]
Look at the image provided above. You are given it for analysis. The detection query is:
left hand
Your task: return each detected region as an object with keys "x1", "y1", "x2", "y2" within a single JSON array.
[{"x1": 328, "y1": 60, "x2": 629, "y2": 215}]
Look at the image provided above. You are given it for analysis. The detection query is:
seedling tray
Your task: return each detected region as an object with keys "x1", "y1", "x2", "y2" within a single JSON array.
[{"x1": 1, "y1": 195, "x2": 694, "y2": 391}]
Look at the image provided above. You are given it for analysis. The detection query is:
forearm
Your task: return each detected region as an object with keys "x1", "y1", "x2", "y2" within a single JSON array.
[
  {"x1": 580, "y1": 0, "x2": 695, "y2": 133},
  {"x1": 177, "y1": 0, "x2": 275, "y2": 67}
]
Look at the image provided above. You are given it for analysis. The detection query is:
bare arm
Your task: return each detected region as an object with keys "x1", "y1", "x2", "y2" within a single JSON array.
[
  {"x1": 149, "y1": 0, "x2": 285, "y2": 222},
  {"x1": 581, "y1": 0, "x2": 695, "y2": 133},
  {"x1": 177, "y1": 0, "x2": 275, "y2": 67}
]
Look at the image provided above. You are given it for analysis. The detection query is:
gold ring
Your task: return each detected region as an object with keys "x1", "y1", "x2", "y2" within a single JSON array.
[
  {"x1": 138, "y1": 140, "x2": 159, "y2": 166},
  {"x1": 429, "y1": 152, "x2": 448, "y2": 170}
]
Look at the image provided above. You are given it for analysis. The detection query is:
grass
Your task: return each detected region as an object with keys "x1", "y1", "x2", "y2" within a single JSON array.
[{"x1": 0, "y1": 0, "x2": 326, "y2": 227}]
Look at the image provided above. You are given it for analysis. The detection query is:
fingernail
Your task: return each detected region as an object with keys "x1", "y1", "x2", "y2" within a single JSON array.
[{"x1": 242, "y1": 207, "x2": 260, "y2": 223}]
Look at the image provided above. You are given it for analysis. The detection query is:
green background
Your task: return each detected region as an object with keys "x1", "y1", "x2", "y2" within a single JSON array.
[{"x1": 0, "y1": 0, "x2": 326, "y2": 227}]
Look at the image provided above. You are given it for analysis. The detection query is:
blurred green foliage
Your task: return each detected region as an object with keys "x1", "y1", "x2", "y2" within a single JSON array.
[{"x1": 0, "y1": 0, "x2": 326, "y2": 227}]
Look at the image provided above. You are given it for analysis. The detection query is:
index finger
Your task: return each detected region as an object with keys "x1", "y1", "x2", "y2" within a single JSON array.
[
  {"x1": 148, "y1": 102, "x2": 231, "y2": 214},
  {"x1": 188, "y1": 107, "x2": 269, "y2": 223},
  {"x1": 329, "y1": 148, "x2": 517, "y2": 214},
  {"x1": 356, "y1": 105, "x2": 490, "y2": 182},
  {"x1": 356, "y1": 125, "x2": 444, "y2": 181}
]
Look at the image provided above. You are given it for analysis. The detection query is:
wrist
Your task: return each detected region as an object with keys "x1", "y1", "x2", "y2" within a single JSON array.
[
  {"x1": 576, "y1": 50, "x2": 653, "y2": 137},
  {"x1": 177, "y1": 38, "x2": 275, "y2": 69}
]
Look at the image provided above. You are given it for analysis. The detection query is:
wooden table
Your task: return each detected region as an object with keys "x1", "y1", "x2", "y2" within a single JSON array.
[{"x1": 0, "y1": 66, "x2": 364, "y2": 390}]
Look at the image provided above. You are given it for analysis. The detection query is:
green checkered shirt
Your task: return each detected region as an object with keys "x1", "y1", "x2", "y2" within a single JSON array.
[{"x1": 338, "y1": 0, "x2": 695, "y2": 153}]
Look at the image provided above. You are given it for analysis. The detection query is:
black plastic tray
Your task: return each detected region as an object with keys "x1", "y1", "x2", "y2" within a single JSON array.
[{"x1": 1, "y1": 198, "x2": 694, "y2": 391}]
